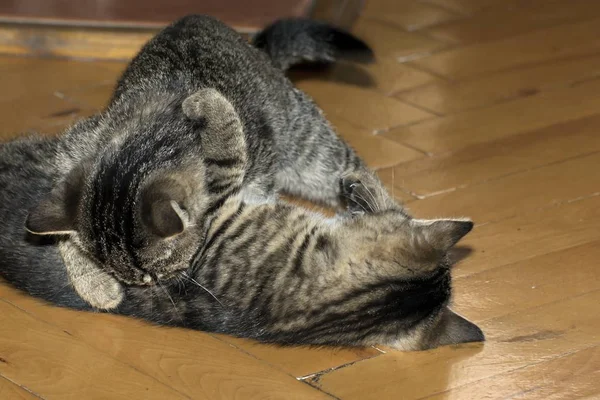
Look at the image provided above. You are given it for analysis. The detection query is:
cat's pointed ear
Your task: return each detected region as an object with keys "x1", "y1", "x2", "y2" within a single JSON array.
[
  {"x1": 141, "y1": 179, "x2": 189, "y2": 238},
  {"x1": 414, "y1": 218, "x2": 473, "y2": 253},
  {"x1": 25, "y1": 166, "x2": 85, "y2": 235},
  {"x1": 425, "y1": 308, "x2": 484, "y2": 349}
]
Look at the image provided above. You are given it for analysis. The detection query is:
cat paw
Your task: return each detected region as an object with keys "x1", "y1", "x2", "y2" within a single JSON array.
[
  {"x1": 182, "y1": 88, "x2": 235, "y2": 121},
  {"x1": 340, "y1": 174, "x2": 370, "y2": 214},
  {"x1": 78, "y1": 274, "x2": 124, "y2": 310},
  {"x1": 341, "y1": 171, "x2": 401, "y2": 214},
  {"x1": 340, "y1": 174, "x2": 361, "y2": 198}
]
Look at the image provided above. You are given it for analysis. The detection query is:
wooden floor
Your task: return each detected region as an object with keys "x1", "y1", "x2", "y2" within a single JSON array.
[{"x1": 1, "y1": 0, "x2": 600, "y2": 398}]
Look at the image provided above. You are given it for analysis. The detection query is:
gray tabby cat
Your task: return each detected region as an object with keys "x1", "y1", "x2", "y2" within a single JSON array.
[{"x1": 27, "y1": 88, "x2": 247, "y2": 309}]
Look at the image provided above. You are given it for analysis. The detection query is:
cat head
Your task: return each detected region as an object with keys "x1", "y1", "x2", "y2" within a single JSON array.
[
  {"x1": 24, "y1": 92, "x2": 228, "y2": 286},
  {"x1": 25, "y1": 155, "x2": 208, "y2": 286},
  {"x1": 340, "y1": 173, "x2": 484, "y2": 349},
  {"x1": 340, "y1": 172, "x2": 473, "y2": 270}
]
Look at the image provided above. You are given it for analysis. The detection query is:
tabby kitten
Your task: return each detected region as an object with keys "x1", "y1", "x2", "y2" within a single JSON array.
[
  {"x1": 26, "y1": 88, "x2": 247, "y2": 309},
  {"x1": 175, "y1": 173, "x2": 483, "y2": 350}
]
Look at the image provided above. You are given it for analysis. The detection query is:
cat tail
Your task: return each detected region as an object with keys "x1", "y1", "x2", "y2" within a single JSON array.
[{"x1": 251, "y1": 18, "x2": 374, "y2": 71}]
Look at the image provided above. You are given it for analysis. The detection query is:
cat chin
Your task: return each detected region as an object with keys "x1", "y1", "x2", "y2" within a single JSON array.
[{"x1": 384, "y1": 330, "x2": 428, "y2": 352}]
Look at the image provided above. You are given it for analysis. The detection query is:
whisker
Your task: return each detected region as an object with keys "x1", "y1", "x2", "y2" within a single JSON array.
[
  {"x1": 377, "y1": 180, "x2": 391, "y2": 210},
  {"x1": 149, "y1": 287, "x2": 154, "y2": 318},
  {"x1": 349, "y1": 191, "x2": 374, "y2": 214},
  {"x1": 361, "y1": 183, "x2": 380, "y2": 213},
  {"x1": 391, "y1": 168, "x2": 395, "y2": 201},
  {"x1": 182, "y1": 273, "x2": 224, "y2": 306},
  {"x1": 340, "y1": 191, "x2": 369, "y2": 213},
  {"x1": 177, "y1": 274, "x2": 188, "y2": 296},
  {"x1": 158, "y1": 281, "x2": 184, "y2": 325}
]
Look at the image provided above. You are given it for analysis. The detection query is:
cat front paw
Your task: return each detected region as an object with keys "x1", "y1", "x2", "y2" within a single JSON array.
[
  {"x1": 74, "y1": 272, "x2": 124, "y2": 310},
  {"x1": 341, "y1": 170, "x2": 402, "y2": 215},
  {"x1": 340, "y1": 174, "x2": 370, "y2": 214}
]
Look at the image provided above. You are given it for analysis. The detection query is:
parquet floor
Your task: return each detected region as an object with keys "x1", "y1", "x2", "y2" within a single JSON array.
[{"x1": 1, "y1": 1, "x2": 600, "y2": 398}]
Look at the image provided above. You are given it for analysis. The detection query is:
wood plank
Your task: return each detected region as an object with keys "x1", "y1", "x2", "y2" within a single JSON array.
[
  {"x1": 351, "y1": 18, "x2": 448, "y2": 61},
  {"x1": 420, "y1": 0, "x2": 501, "y2": 15},
  {"x1": 0, "y1": 285, "x2": 333, "y2": 399},
  {"x1": 452, "y1": 194, "x2": 600, "y2": 278},
  {"x1": 0, "y1": 0, "x2": 313, "y2": 32},
  {"x1": 293, "y1": 58, "x2": 443, "y2": 96},
  {"x1": 376, "y1": 168, "x2": 422, "y2": 204},
  {"x1": 411, "y1": 18, "x2": 600, "y2": 79},
  {"x1": 0, "y1": 58, "x2": 115, "y2": 136},
  {"x1": 0, "y1": 376, "x2": 40, "y2": 400},
  {"x1": 427, "y1": 346, "x2": 600, "y2": 400},
  {"x1": 453, "y1": 241, "x2": 600, "y2": 322},
  {"x1": 397, "y1": 54, "x2": 600, "y2": 115},
  {"x1": 310, "y1": 290, "x2": 600, "y2": 399},
  {"x1": 404, "y1": 152, "x2": 600, "y2": 224},
  {"x1": 0, "y1": 94, "x2": 92, "y2": 139},
  {"x1": 0, "y1": 24, "x2": 154, "y2": 61},
  {"x1": 310, "y1": 0, "x2": 365, "y2": 31},
  {"x1": 0, "y1": 298, "x2": 188, "y2": 400},
  {"x1": 384, "y1": 114, "x2": 600, "y2": 197},
  {"x1": 0, "y1": 57, "x2": 123, "y2": 102},
  {"x1": 383, "y1": 77, "x2": 600, "y2": 154},
  {"x1": 423, "y1": 0, "x2": 600, "y2": 45},
  {"x1": 361, "y1": 1, "x2": 460, "y2": 31},
  {"x1": 328, "y1": 115, "x2": 425, "y2": 169},
  {"x1": 297, "y1": 80, "x2": 434, "y2": 132},
  {"x1": 363, "y1": 59, "x2": 443, "y2": 95},
  {"x1": 216, "y1": 336, "x2": 382, "y2": 379}
]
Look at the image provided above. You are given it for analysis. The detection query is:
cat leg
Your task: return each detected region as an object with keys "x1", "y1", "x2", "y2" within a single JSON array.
[
  {"x1": 183, "y1": 88, "x2": 251, "y2": 198},
  {"x1": 275, "y1": 90, "x2": 393, "y2": 209},
  {"x1": 59, "y1": 240, "x2": 124, "y2": 310},
  {"x1": 183, "y1": 88, "x2": 247, "y2": 170}
]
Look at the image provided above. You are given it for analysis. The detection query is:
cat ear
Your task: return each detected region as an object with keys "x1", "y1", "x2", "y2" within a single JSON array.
[
  {"x1": 141, "y1": 179, "x2": 190, "y2": 238},
  {"x1": 146, "y1": 200, "x2": 188, "y2": 238},
  {"x1": 426, "y1": 308, "x2": 484, "y2": 348},
  {"x1": 414, "y1": 218, "x2": 473, "y2": 253},
  {"x1": 25, "y1": 166, "x2": 85, "y2": 235}
]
